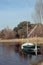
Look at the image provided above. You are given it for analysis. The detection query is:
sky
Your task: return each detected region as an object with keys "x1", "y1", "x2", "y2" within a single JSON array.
[{"x1": 0, "y1": 0, "x2": 36, "y2": 30}]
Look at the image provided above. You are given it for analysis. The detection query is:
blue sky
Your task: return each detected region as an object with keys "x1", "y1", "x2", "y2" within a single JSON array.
[{"x1": 0, "y1": 0, "x2": 36, "y2": 30}]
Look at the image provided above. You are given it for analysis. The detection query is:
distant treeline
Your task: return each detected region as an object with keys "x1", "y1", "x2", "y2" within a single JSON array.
[{"x1": 0, "y1": 21, "x2": 43, "y2": 39}]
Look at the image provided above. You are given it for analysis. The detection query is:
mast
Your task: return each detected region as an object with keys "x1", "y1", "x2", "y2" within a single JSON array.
[{"x1": 27, "y1": 21, "x2": 29, "y2": 42}]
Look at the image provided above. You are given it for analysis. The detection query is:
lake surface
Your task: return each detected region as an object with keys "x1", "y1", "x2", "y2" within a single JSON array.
[{"x1": 0, "y1": 43, "x2": 43, "y2": 65}]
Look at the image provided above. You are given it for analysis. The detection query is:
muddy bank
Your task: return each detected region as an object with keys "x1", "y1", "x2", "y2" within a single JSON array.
[{"x1": 30, "y1": 61, "x2": 43, "y2": 65}]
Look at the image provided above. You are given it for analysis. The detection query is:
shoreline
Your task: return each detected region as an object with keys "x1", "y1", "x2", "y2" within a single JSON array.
[
  {"x1": 0, "y1": 37, "x2": 43, "y2": 44},
  {"x1": 31, "y1": 61, "x2": 43, "y2": 65}
]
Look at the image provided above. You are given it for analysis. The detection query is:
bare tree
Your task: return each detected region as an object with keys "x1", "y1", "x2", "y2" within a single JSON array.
[
  {"x1": 32, "y1": 0, "x2": 43, "y2": 37},
  {"x1": 33, "y1": 0, "x2": 43, "y2": 24}
]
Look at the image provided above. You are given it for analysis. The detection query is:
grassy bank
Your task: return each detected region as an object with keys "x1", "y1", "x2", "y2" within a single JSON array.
[{"x1": 0, "y1": 37, "x2": 43, "y2": 44}]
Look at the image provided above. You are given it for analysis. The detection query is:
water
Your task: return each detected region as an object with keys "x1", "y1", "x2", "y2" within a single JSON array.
[{"x1": 0, "y1": 43, "x2": 43, "y2": 65}]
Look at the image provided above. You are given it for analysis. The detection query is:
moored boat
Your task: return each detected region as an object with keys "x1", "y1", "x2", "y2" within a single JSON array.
[{"x1": 21, "y1": 42, "x2": 41, "y2": 55}]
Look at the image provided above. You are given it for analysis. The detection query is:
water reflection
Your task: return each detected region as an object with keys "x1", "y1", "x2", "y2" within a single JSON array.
[{"x1": 0, "y1": 43, "x2": 43, "y2": 65}]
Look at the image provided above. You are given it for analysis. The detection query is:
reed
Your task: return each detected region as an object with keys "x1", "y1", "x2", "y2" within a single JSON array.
[{"x1": 0, "y1": 37, "x2": 43, "y2": 44}]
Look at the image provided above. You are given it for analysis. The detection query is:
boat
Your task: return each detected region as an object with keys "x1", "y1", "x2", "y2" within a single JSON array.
[
  {"x1": 21, "y1": 42, "x2": 40, "y2": 55},
  {"x1": 21, "y1": 22, "x2": 41, "y2": 55}
]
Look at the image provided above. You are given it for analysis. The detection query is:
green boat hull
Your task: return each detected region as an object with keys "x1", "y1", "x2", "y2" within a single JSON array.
[
  {"x1": 22, "y1": 45, "x2": 41, "y2": 54},
  {"x1": 23, "y1": 45, "x2": 40, "y2": 50}
]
